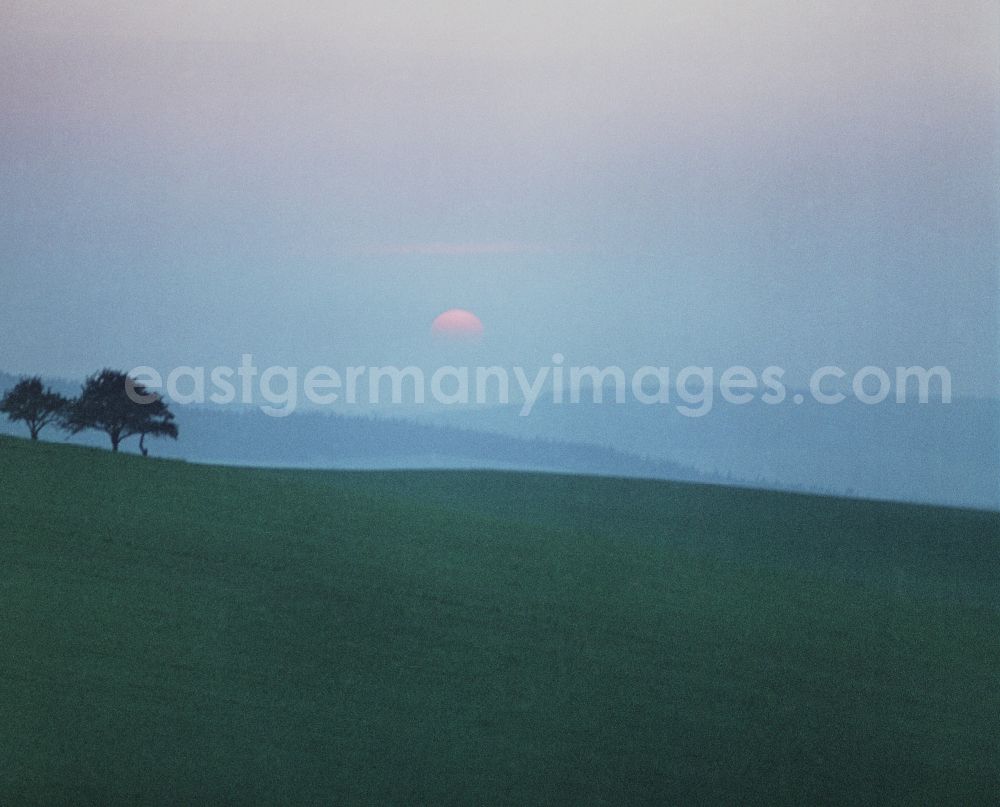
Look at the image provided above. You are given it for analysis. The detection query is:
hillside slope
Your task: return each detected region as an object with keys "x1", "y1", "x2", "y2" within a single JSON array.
[{"x1": 1, "y1": 436, "x2": 997, "y2": 804}]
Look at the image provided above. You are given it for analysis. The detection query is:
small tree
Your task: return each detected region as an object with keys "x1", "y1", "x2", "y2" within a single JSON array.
[
  {"x1": 0, "y1": 376, "x2": 70, "y2": 440},
  {"x1": 137, "y1": 417, "x2": 179, "y2": 457},
  {"x1": 65, "y1": 369, "x2": 178, "y2": 453}
]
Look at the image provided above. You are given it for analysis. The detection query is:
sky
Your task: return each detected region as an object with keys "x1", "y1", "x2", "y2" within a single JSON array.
[{"x1": 1, "y1": 0, "x2": 997, "y2": 394}]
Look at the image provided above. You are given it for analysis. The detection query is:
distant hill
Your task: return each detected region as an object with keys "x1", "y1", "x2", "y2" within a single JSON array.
[
  {"x1": 1, "y1": 437, "x2": 998, "y2": 803},
  {"x1": 2, "y1": 370, "x2": 996, "y2": 508},
  {"x1": 407, "y1": 393, "x2": 1000, "y2": 510},
  {"x1": 0, "y1": 396, "x2": 711, "y2": 486}
]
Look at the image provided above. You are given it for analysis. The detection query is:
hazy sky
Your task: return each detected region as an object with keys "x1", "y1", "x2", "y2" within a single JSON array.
[{"x1": 1, "y1": 1, "x2": 997, "y2": 392}]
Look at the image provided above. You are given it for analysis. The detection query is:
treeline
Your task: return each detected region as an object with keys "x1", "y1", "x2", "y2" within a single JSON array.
[
  {"x1": 154, "y1": 407, "x2": 705, "y2": 478},
  {"x1": 0, "y1": 370, "x2": 177, "y2": 454}
]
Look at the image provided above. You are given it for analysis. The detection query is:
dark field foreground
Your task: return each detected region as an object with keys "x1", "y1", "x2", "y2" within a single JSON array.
[{"x1": 1, "y1": 436, "x2": 998, "y2": 804}]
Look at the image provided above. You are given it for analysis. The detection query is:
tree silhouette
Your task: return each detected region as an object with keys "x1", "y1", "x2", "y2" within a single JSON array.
[
  {"x1": 65, "y1": 369, "x2": 178, "y2": 453},
  {"x1": 0, "y1": 377, "x2": 70, "y2": 441}
]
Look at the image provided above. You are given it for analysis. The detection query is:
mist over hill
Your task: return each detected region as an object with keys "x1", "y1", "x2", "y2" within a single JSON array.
[
  {"x1": 2, "y1": 371, "x2": 996, "y2": 508},
  {"x1": 0, "y1": 373, "x2": 709, "y2": 484},
  {"x1": 406, "y1": 392, "x2": 1000, "y2": 510}
]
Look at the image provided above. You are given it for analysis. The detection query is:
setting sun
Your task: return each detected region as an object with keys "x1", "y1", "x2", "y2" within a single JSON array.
[{"x1": 430, "y1": 308, "x2": 484, "y2": 341}]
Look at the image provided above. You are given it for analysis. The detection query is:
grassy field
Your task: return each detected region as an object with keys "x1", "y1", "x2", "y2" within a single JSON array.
[{"x1": 1, "y1": 435, "x2": 998, "y2": 804}]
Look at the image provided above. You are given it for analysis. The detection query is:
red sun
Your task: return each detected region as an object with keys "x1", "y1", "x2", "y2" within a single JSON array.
[{"x1": 431, "y1": 308, "x2": 484, "y2": 341}]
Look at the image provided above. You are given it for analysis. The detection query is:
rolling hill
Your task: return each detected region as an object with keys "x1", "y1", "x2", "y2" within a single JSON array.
[
  {"x1": 5, "y1": 370, "x2": 998, "y2": 508},
  {"x1": 1, "y1": 435, "x2": 997, "y2": 804}
]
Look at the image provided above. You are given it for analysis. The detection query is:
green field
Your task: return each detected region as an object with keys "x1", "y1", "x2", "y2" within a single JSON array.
[{"x1": 1, "y1": 435, "x2": 998, "y2": 804}]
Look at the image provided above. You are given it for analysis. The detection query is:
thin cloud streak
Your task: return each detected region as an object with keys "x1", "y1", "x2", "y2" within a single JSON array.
[{"x1": 355, "y1": 242, "x2": 563, "y2": 257}]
